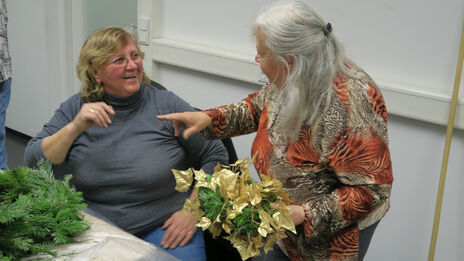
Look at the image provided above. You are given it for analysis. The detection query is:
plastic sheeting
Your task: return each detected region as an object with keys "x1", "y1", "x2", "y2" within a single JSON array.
[{"x1": 23, "y1": 212, "x2": 179, "y2": 261}]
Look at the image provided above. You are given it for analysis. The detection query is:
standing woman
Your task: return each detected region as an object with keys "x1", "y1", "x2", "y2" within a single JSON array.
[
  {"x1": 158, "y1": 1, "x2": 393, "y2": 260},
  {"x1": 24, "y1": 27, "x2": 228, "y2": 261}
]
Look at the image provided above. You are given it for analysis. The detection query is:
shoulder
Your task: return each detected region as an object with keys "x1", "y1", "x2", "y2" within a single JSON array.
[
  {"x1": 244, "y1": 83, "x2": 275, "y2": 110},
  {"x1": 67, "y1": 93, "x2": 84, "y2": 104},
  {"x1": 332, "y1": 63, "x2": 385, "y2": 115},
  {"x1": 42, "y1": 93, "x2": 83, "y2": 124},
  {"x1": 345, "y1": 63, "x2": 388, "y2": 123},
  {"x1": 58, "y1": 93, "x2": 84, "y2": 114},
  {"x1": 142, "y1": 82, "x2": 194, "y2": 114},
  {"x1": 327, "y1": 63, "x2": 389, "y2": 138}
]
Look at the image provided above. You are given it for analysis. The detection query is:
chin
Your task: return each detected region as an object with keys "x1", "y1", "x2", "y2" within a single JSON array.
[
  {"x1": 128, "y1": 84, "x2": 141, "y2": 93},
  {"x1": 119, "y1": 83, "x2": 140, "y2": 97}
]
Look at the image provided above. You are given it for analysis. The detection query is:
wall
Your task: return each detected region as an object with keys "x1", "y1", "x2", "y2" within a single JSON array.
[
  {"x1": 142, "y1": 0, "x2": 464, "y2": 128},
  {"x1": 139, "y1": 0, "x2": 464, "y2": 260},
  {"x1": 6, "y1": 0, "x2": 77, "y2": 136},
  {"x1": 83, "y1": 0, "x2": 137, "y2": 37},
  {"x1": 5, "y1": 0, "x2": 137, "y2": 137}
]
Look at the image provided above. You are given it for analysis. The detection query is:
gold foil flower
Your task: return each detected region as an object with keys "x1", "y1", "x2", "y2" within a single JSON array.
[
  {"x1": 172, "y1": 159, "x2": 296, "y2": 260},
  {"x1": 172, "y1": 169, "x2": 194, "y2": 192}
]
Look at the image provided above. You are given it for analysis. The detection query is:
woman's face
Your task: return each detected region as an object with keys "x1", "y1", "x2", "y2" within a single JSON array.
[
  {"x1": 93, "y1": 38, "x2": 143, "y2": 97},
  {"x1": 255, "y1": 29, "x2": 287, "y2": 87}
]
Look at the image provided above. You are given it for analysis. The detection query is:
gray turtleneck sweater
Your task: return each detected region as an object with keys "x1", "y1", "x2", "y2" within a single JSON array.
[{"x1": 24, "y1": 83, "x2": 228, "y2": 235}]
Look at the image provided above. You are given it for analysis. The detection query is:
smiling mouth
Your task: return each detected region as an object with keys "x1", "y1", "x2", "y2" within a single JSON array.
[{"x1": 123, "y1": 75, "x2": 137, "y2": 79}]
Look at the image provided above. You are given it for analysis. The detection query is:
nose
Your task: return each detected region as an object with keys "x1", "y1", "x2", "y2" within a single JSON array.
[
  {"x1": 126, "y1": 58, "x2": 137, "y2": 69},
  {"x1": 255, "y1": 54, "x2": 260, "y2": 63}
]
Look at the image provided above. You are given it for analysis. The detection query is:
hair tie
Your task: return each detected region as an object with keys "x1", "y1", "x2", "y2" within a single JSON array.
[{"x1": 323, "y1": 23, "x2": 332, "y2": 36}]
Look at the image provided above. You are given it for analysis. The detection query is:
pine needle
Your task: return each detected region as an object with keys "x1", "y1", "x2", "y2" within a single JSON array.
[{"x1": 0, "y1": 160, "x2": 90, "y2": 260}]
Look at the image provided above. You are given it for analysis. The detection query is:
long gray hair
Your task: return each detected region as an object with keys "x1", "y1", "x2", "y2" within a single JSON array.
[{"x1": 253, "y1": 0, "x2": 357, "y2": 141}]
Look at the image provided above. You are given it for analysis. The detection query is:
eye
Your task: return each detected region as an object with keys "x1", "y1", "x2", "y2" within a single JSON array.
[
  {"x1": 131, "y1": 52, "x2": 139, "y2": 60},
  {"x1": 112, "y1": 57, "x2": 125, "y2": 65}
]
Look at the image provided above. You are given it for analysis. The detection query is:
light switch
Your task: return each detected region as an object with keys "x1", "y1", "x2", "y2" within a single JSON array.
[
  {"x1": 138, "y1": 18, "x2": 149, "y2": 31},
  {"x1": 139, "y1": 30, "x2": 149, "y2": 45},
  {"x1": 138, "y1": 17, "x2": 150, "y2": 46}
]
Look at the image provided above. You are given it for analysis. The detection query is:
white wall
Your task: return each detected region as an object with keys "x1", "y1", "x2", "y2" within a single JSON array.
[
  {"x1": 373, "y1": 116, "x2": 464, "y2": 260},
  {"x1": 142, "y1": 0, "x2": 464, "y2": 128},
  {"x1": 6, "y1": 0, "x2": 78, "y2": 136},
  {"x1": 139, "y1": 0, "x2": 464, "y2": 260},
  {"x1": 6, "y1": 0, "x2": 137, "y2": 137},
  {"x1": 83, "y1": 0, "x2": 137, "y2": 37}
]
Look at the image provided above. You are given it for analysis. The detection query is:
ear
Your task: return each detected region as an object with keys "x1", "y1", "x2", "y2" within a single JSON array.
[
  {"x1": 286, "y1": 54, "x2": 296, "y2": 71},
  {"x1": 92, "y1": 69, "x2": 101, "y2": 84}
]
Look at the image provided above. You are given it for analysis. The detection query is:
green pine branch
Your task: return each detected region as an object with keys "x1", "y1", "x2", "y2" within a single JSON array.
[{"x1": 0, "y1": 160, "x2": 90, "y2": 260}]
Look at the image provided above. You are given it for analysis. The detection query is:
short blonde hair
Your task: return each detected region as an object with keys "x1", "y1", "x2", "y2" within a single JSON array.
[{"x1": 76, "y1": 27, "x2": 150, "y2": 102}]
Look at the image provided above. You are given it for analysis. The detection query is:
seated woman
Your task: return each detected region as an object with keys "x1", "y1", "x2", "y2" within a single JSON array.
[{"x1": 23, "y1": 27, "x2": 228, "y2": 261}]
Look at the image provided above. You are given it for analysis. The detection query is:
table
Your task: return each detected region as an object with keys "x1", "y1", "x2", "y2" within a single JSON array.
[{"x1": 23, "y1": 212, "x2": 179, "y2": 261}]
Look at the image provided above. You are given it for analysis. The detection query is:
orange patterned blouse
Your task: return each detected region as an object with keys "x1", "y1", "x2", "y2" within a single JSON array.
[{"x1": 202, "y1": 64, "x2": 393, "y2": 260}]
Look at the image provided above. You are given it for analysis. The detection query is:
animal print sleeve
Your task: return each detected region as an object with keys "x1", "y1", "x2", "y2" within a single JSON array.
[{"x1": 202, "y1": 85, "x2": 269, "y2": 139}]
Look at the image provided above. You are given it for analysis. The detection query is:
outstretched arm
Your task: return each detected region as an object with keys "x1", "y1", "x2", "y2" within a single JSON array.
[{"x1": 157, "y1": 111, "x2": 211, "y2": 140}]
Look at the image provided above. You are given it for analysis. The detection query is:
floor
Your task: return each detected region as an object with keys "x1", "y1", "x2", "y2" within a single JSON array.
[{"x1": 5, "y1": 127, "x2": 30, "y2": 169}]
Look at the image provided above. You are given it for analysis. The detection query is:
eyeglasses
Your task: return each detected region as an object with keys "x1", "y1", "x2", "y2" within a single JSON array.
[{"x1": 108, "y1": 52, "x2": 140, "y2": 67}]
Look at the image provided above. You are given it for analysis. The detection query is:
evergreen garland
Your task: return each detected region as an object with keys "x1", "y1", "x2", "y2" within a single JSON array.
[
  {"x1": 0, "y1": 160, "x2": 90, "y2": 261},
  {"x1": 198, "y1": 186, "x2": 230, "y2": 221}
]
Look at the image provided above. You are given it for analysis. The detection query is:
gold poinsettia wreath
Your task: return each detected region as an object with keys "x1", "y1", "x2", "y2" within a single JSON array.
[{"x1": 173, "y1": 159, "x2": 296, "y2": 260}]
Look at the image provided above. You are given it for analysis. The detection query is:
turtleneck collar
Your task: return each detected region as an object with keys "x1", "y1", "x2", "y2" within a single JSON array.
[{"x1": 103, "y1": 85, "x2": 145, "y2": 110}]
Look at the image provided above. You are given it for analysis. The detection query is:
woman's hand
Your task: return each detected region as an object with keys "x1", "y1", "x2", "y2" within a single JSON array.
[
  {"x1": 287, "y1": 204, "x2": 306, "y2": 225},
  {"x1": 272, "y1": 203, "x2": 306, "y2": 226},
  {"x1": 161, "y1": 209, "x2": 197, "y2": 249},
  {"x1": 42, "y1": 102, "x2": 115, "y2": 164},
  {"x1": 157, "y1": 111, "x2": 212, "y2": 140},
  {"x1": 70, "y1": 102, "x2": 115, "y2": 134}
]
